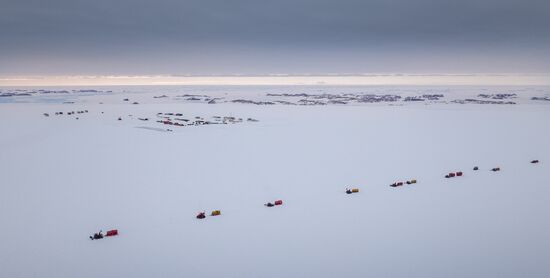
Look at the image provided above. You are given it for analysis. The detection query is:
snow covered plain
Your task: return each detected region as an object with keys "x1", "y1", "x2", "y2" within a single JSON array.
[{"x1": 1, "y1": 86, "x2": 550, "y2": 278}]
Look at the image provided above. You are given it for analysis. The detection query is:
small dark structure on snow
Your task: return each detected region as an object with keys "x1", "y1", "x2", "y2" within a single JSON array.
[
  {"x1": 390, "y1": 182, "x2": 404, "y2": 187},
  {"x1": 446, "y1": 172, "x2": 456, "y2": 178},
  {"x1": 90, "y1": 230, "x2": 103, "y2": 240}
]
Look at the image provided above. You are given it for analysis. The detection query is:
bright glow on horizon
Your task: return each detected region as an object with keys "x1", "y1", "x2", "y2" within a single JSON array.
[{"x1": 0, "y1": 74, "x2": 549, "y2": 87}]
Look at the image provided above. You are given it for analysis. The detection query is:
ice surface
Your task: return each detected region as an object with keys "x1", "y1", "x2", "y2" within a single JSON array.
[{"x1": 0, "y1": 86, "x2": 549, "y2": 278}]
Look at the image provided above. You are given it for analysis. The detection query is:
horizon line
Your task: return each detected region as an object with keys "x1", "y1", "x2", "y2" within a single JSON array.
[{"x1": 1, "y1": 73, "x2": 549, "y2": 86}]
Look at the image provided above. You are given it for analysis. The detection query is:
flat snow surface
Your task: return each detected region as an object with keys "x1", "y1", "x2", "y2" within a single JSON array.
[{"x1": 1, "y1": 86, "x2": 549, "y2": 278}]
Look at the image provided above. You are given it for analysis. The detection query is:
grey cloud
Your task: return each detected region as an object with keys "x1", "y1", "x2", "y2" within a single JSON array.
[{"x1": 1, "y1": 0, "x2": 549, "y2": 75}]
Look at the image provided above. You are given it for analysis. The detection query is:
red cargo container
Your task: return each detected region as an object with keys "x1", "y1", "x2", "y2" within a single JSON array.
[
  {"x1": 105, "y1": 230, "x2": 118, "y2": 237},
  {"x1": 274, "y1": 200, "x2": 283, "y2": 206},
  {"x1": 456, "y1": 172, "x2": 463, "y2": 176}
]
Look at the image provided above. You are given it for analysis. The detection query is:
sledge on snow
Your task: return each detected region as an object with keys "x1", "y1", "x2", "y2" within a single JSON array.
[{"x1": 90, "y1": 229, "x2": 118, "y2": 240}]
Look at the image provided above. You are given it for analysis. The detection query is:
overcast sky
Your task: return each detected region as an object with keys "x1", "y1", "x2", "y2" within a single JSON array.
[{"x1": 1, "y1": 0, "x2": 549, "y2": 76}]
